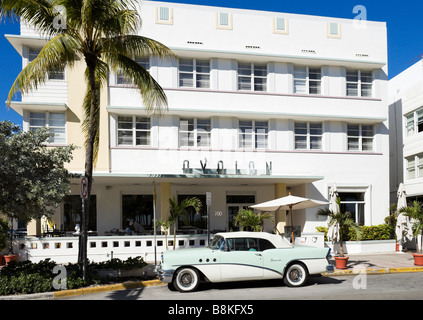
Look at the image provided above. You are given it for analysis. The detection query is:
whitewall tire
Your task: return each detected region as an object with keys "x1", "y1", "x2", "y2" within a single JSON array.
[
  {"x1": 173, "y1": 267, "x2": 200, "y2": 292},
  {"x1": 283, "y1": 263, "x2": 308, "y2": 287}
]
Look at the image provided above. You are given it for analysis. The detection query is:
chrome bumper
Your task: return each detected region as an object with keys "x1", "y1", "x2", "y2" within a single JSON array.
[{"x1": 154, "y1": 265, "x2": 174, "y2": 283}]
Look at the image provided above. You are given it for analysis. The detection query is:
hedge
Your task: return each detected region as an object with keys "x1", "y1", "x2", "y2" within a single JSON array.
[
  {"x1": 0, "y1": 256, "x2": 147, "y2": 296},
  {"x1": 316, "y1": 223, "x2": 395, "y2": 241}
]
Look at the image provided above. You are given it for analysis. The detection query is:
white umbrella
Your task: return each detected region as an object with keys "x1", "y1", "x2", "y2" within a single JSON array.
[
  {"x1": 327, "y1": 184, "x2": 340, "y2": 242},
  {"x1": 250, "y1": 193, "x2": 328, "y2": 244},
  {"x1": 395, "y1": 183, "x2": 413, "y2": 250}
]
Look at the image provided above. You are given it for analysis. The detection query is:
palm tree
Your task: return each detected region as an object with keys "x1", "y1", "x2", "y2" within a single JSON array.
[
  {"x1": 2, "y1": 0, "x2": 174, "y2": 276},
  {"x1": 399, "y1": 201, "x2": 423, "y2": 254},
  {"x1": 168, "y1": 197, "x2": 202, "y2": 250},
  {"x1": 233, "y1": 209, "x2": 273, "y2": 232},
  {"x1": 317, "y1": 198, "x2": 362, "y2": 257},
  {"x1": 155, "y1": 219, "x2": 172, "y2": 250}
]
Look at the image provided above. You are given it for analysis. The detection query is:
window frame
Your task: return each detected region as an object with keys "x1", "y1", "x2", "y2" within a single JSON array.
[
  {"x1": 406, "y1": 153, "x2": 423, "y2": 180},
  {"x1": 347, "y1": 124, "x2": 374, "y2": 152},
  {"x1": 179, "y1": 118, "x2": 212, "y2": 148},
  {"x1": 293, "y1": 66, "x2": 322, "y2": 95},
  {"x1": 116, "y1": 115, "x2": 151, "y2": 147},
  {"x1": 28, "y1": 47, "x2": 65, "y2": 81},
  {"x1": 29, "y1": 111, "x2": 66, "y2": 144},
  {"x1": 294, "y1": 122, "x2": 323, "y2": 150},
  {"x1": 346, "y1": 70, "x2": 373, "y2": 98},
  {"x1": 405, "y1": 107, "x2": 423, "y2": 137},
  {"x1": 238, "y1": 120, "x2": 269, "y2": 150},
  {"x1": 237, "y1": 62, "x2": 268, "y2": 92},
  {"x1": 178, "y1": 58, "x2": 211, "y2": 89},
  {"x1": 116, "y1": 57, "x2": 150, "y2": 86}
]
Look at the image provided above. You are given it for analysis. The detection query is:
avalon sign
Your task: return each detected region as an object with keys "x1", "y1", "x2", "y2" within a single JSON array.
[{"x1": 80, "y1": 176, "x2": 88, "y2": 199}]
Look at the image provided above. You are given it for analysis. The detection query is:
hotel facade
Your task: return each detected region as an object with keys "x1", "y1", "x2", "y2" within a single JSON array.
[{"x1": 7, "y1": 1, "x2": 390, "y2": 239}]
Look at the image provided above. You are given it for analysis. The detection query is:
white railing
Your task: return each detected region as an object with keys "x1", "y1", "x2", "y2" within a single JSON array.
[{"x1": 12, "y1": 234, "x2": 209, "y2": 264}]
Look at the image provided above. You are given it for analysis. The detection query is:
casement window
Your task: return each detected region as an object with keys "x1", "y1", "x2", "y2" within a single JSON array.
[
  {"x1": 293, "y1": 66, "x2": 321, "y2": 95},
  {"x1": 28, "y1": 47, "x2": 65, "y2": 80},
  {"x1": 405, "y1": 108, "x2": 423, "y2": 136},
  {"x1": 116, "y1": 57, "x2": 150, "y2": 85},
  {"x1": 338, "y1": 192, "x2": 365, "y2": 226},
  {"x1": 294, "y1": 122, "x2": 323, "y2": 150},
  {"x1": 29, "y1": 111, "x2": 66, "y2": 144},
  {"x1": 237, "y1": 63, "x2": 267, "y2": 92},
  {"x1": 179, "y1": 118, "x2": 211, "y2": 147},
  {"x1": 347, "y1": 124, "x2": 374, "y2": 151},
  {"x1": 346, "y1": 70, "x2": 373, "y2": 97},
  {"x1": 117, "y1": 116, "x2": 151, "y2": 146},
  {"x1": 179, "y1": 59, "x2": 210, "y2": 89},
  {"x1": 406, "y1": 154, "x2": 423, "y2": 180},
  {"x1": 238, "y1": 120, "x2": 268, "y2": 149}
]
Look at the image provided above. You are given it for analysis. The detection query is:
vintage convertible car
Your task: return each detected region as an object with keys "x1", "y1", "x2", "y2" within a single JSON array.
[{"x1": 155, "y1": 232, "x2": 333, "y2": 292}]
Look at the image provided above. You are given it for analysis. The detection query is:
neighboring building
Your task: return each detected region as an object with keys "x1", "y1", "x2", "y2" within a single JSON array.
[
  {"x1": 6, "y1": 1, "x2": 390, "y2": 237},
  {"x1": 389, "y1": 59, "x2": 423, "y2": 204}
]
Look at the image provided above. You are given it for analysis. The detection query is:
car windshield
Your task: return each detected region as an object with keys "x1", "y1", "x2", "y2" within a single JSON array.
[{"x1": 209, "y1": 235, "x2": 225, "y2": 250}]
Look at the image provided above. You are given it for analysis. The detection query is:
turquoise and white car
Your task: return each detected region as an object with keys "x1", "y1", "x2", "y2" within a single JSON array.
[{"x1": 155, "y1": 232, "x2": 333, "y2": 292}]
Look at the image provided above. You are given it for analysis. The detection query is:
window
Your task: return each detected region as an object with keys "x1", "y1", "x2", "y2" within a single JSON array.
[
  {"x1": 294, "y1": 66, "x2": 321, "y2": 94},
  {"x1": 406, "y1": 154, "x2": 423, "y2": 180},
  {"x1": 29, "y1": 112, "x2": 66, "y2": 144},
  {"x1": 216, "y1": 12, "x2": 232, "y2": 29},
  {"x1": 339, "y1": 192, "x2": 365, "y2": 226},
  {"x1": 63, "y1": 195, "x2": 97, "y2": 232},
  {"x1": 122, "y1": 195, "x2": 154, "y2": 231},
  {"x1": 177, "y1": 195, "x2": 207, "y2": 230},
  {"x1": 347, "y1": 124, "x2": 374, "y2": 151},
  {"x1": 405, "y1": 108, "x2": 423, "y2": 136},
  {"x1": 273, "y1": 17, "x2": 288, "y2": 34},
  {"x1": 238, "y1": 63, "x2": 267, "y2": 92},
  {"x1": 327, "y1": 22, "x2": 341, "y2": 38},
  {"x1": 294, "y1": 122, "x2": 323, "y2": 150},
  {"x1": 116, "y1": 57, "x2": 150, "y2": 85},
  {"x1": 28, "y1": 47, "x2": 64, "y2": 80},
  {"x1": 179, "y1": 59, "x2": 210, "y2": 88},
  {"x1": 179, "y1": 118, "x2": 211, "y2": 148},
  {"x1": 238, "y1": 120, "x2": 268, "y2": 149},
  {"x1": 155, "y1": 7, "x2": 173, "y2": 24},
  {"x1": 117, "y1": 116, "x2": 151, "y2": 147},
  {"x1": 346, "y1": 70, "x2": 373, "y2": 97}
]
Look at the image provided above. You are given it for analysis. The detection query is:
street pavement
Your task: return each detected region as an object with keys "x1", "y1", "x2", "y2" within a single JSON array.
[{"x1": 1, "y1": 251, "x2": 423, "y2": 300}]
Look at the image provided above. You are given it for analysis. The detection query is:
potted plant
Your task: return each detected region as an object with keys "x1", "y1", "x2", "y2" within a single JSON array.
[
  {"x1": 233, "y1": 209, "x2": 273, "y2": 232},
  {"x1": 3, "y1": 218, "x2": 18, "y2": 265},
  {"x1": 0, "y1": 217, "x2": 9, "y2": 265},
  {"x1": 399, "y1": 201, "x2": 423, "y2": 266},
  {"x1": 317, "y1": 198, "x2": 362, "y2": 269}
]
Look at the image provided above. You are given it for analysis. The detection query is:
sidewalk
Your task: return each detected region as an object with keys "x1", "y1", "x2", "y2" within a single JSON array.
[
  {"x1": 325, "y1": 251, "x2": 423, "y2": 276},
  {"x1": 2, "y1": 252, "x2": 423, "y2": 299}
]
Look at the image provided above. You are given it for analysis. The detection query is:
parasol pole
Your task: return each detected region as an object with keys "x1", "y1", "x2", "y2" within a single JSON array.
[
  {"x1": 290, "y1": 204, "x2": 294, "y2": 245},
  {"x1": 153, "y1": 181, "x2": 157, "y2": 266}
]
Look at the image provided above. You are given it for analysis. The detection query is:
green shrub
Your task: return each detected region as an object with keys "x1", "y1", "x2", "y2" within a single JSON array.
[
  {"x1": 0, "y1": 256, "x2": 147, "y2": 296},
  {"x1": 316, "y1": 224, "x2": 394, "y2": 241}
]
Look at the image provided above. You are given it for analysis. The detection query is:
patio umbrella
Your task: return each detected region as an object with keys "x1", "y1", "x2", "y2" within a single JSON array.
[
  {"x1": 327, "y1": 184, "x2": 340, "y2": 242},
  {"x1": 250, "y1": 193, "x2": 328, "y2": 244},
  {"x1": 395, "y1": 183, "x2": 413, "y2": 250}
]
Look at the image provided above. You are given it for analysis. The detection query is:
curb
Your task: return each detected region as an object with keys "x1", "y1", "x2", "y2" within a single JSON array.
[
  {"x1": 322, "y1": 266, "x2": 423, "y2": 277},
  {"x1": 54, "y1": 279, "x2": 165, "y2": 298}
]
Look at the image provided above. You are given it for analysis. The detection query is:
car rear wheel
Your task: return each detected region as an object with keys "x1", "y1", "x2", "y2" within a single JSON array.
[
  {"x1": 173, "y1": 267, "x2": 200, "y2": 292},
  {"x1": 283, "y1": 263, "x2": 308, "y2": 287}
]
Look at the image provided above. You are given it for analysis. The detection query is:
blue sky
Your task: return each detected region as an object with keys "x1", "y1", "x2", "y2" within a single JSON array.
[{"x1": 1, "y1": 0, "x2": 423, "y2": 125}]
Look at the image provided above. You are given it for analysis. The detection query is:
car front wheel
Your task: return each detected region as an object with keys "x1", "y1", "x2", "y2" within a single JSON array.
[
  {"x1": 283, "y1": 263, "x2": 308, "y2": 287},
  {"x1": 173, "y1": 267, "x2": 200, "y2": 292}
]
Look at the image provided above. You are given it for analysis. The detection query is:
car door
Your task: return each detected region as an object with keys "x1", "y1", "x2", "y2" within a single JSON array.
[{"x1": 219, "y1": 237, "x2": 264, "y2": 281}]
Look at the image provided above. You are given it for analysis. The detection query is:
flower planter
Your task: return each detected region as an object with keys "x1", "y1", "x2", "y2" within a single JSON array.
[
  {"x1": 334, "y1": 256, "x2": 349, "y2": 269},
  {"x1": 4, "y1": 254, "x2": 18, "y2": 266},
  {"x1": 412, "y1": 253, "x2": 423, "y2": 266}
]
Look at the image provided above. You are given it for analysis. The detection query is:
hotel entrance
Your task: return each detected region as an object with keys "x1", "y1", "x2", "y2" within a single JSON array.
[{"x1": 226, "y1": 195, "x2": 256, "y2": 231}]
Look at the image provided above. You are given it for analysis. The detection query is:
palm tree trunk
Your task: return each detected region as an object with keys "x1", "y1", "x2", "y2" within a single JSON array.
[{"x1": 79, "y1": 53, "x2": 98, "y2": 279}]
